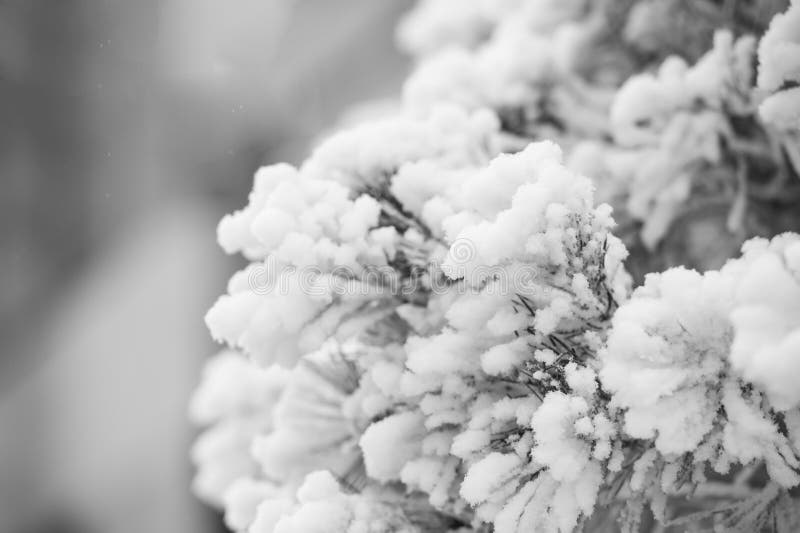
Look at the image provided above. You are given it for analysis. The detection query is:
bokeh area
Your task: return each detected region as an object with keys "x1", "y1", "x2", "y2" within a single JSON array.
[{"x1": 0, "y1": 1, "x2": 411, "y2": 532}]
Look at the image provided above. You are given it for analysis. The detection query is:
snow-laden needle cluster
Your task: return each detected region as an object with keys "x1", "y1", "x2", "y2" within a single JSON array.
[{"x1": 191, "y1": 1, "x2": 800, "y2": 531}]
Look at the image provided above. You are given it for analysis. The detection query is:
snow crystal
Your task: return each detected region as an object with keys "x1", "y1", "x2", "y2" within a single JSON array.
[
  {"x1": 223, "y1": 478, "x2": 277, "y2": 531},
  {"x1": 460, "y1": 452, "x2": 523, "y2": 506},
  {"x1": 360, "y1": 411, "x2": 426, "y2": 482},
  {"x1": 729, "y1": 234, "x2": 800, "y2": 411}
]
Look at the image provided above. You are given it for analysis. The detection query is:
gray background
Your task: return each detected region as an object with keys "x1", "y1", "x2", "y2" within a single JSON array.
[{"x1": 0, "y1": 1, "x2": 411, "y2": 531}]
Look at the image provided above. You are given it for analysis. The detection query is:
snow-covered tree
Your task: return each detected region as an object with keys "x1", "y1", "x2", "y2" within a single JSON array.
[{"x1": 191, "y1": 1, "x2": 800, "y2": 531}]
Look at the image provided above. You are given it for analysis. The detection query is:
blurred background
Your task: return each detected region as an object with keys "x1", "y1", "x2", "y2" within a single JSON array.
[{"x1": 0, "y1": 1, "x2": 411, "y2": 531}]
